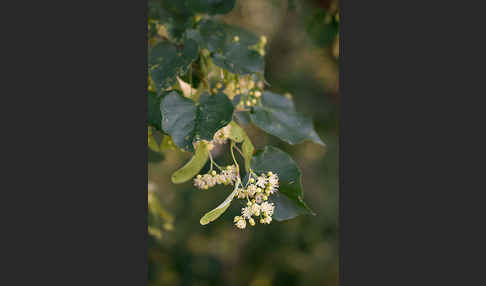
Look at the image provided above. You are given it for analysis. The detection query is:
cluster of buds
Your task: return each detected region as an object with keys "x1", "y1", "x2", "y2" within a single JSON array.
[
  {"x1": 233, "y1": 171, "x2": 279, "y2": 229},
  {"x1": 234, "y1": 75, "x2": 265, "y2": 109},
  {"x1": 193, "y1": 165, "x2": 238, "y2": 190},
  {"x1": 248, "y1": 35, "x2": 267, "y2": 57},
  {"x1": 211, "y1": 82, "x2": 224, "y2": 94}
]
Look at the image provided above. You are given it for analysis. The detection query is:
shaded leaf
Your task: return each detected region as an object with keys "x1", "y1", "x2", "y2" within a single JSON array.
[
  {"x1": 149, "y1": 39, "x2": 198, "y2": 94},
  {"x1": 161, "y1": 91, "x2": 234, "y2": 151},
  {"x1": 171, "y1": 141, "x2": 209, "y2": 183},
  {"x1": 250, "y1": 91, "x2": 325, "y2": 146},
  {"x1": 148, "y1": 91, "x2": 163, "y2": 131},
  {"x1": 234, "y1": 111, "x2": 252, "y2": 126},
  {"x1": 159, "y1": 0, "x2": 195, "y2": 40},
  {"x1": 187, "y1": 0, "x2": 235, "y2": 15},
  {"x1": 251, "y1": 146, "x2": 314, "y2": 221},
  {"x1": 187, "y1": 20, "x2": 264, "y2": 74}
]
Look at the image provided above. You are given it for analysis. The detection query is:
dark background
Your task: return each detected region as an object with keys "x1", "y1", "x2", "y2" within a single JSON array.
[
  {"x1": 149, "y1": 1, "x2": 339, "y2": 285},
  {"x1": 6, "y1": 0, "x2": 479, "y2": 285}
]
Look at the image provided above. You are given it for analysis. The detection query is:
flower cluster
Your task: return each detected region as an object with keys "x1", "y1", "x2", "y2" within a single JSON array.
[
  {"x1": 234, "y1": 77, "x2": 264, "y2": 109},
  {"x1": 193, "y1": 165, "x2": 238, "y2": 190},
  {"x1": 233, "y1": 171, "x2": 279, "y2": 229}
]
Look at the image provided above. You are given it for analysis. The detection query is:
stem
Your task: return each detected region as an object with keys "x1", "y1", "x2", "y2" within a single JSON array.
[
  {"x1": 208, "y1": 151, "x2": 224, "y2": 172},
  {"x1": 230, "y1": 141, "x2": 240, "y2": 178},
  {"x1": 234, "y1": 145, "x2": 244, "y2": 157}
]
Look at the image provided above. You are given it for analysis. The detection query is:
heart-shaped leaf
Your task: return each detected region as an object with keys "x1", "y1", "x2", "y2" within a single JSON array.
[
  {"x1": 149, "y1": 39, "x2": 198, "y2": 95},
  {"x1": 161, "y1": 91, "x2": 234, "y2": 152},
  {"x1": 148, "y1": 91, "x2": 163, "y2": 131},
  {"x1": 251, "y1": 146, "x2": 315, "y2": 221},
  {"x1": 187, "y1": 0, "x2": 236, "y2": 15},
  {"x1": 250, "y1": 92, "x2": 325, "y2": 146},
  {"x1": 187, "y1": 20, "x2": 264, "y2": 74}
]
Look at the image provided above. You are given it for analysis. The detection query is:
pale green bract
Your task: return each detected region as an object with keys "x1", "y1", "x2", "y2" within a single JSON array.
[
  {"x1": 171, "y1": 141, "x2": 209, "y2": 184},
  {"x1": 200, "y1": 179, "x2": 240, "y2": 225}
]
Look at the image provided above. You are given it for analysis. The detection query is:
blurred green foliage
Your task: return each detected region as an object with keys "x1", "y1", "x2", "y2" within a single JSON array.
[{"x1": 149, "y1": 0, "x2": 339, "y2": 285}]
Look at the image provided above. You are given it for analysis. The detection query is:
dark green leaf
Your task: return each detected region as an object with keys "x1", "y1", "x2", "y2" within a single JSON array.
[
  {"x1": 250, "y1": 92, "x2": 325, "y2": 146},
  {"x1": 187, "y1": 20, "x2": 264, "y2": 74},
  {"x1": 251, "y1": 146, "x2": 314, "y2": 221},
  {"x1": 149, "y1": 39, "x2": 198, "y2": 95},
  {"x1": 161, "y1": 91, "x2": 234, "y2": 151},
  {"x1": 212, "y1": 45, "x2": 264, "y2": 74},
  {"x1": 234, "y1": 111, "x2": 252, "y2": 126},
  {"x1": 148, "y1": 91, "x2": 163, "y2": 130},
  {"x1": 187, "y1": 0, "x2": 235, "y2": 15}
]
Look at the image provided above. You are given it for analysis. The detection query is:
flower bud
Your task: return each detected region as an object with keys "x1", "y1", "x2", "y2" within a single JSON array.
[
  {"x1": 260, "y1": 35, "x2": 267, "y2": 45},
  {"x1": 249, "y1": 218, "x2": 255, "y2": 226}
]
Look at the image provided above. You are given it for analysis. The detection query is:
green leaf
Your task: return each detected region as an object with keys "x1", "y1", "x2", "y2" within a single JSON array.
[
  {"x1": 250, "y1": 92, "x2": 325, "y2": 146},
  {"x1": 234, "y1": 110, "x2": 252, "y2": 126},
  {"x1": 212, "y1": 45, "x2": 263, "y2": 75},
  {"x1": 148, "y1": 39, "x2": 198, "y2": 95},
  {"x1": 200, "y1": 181, "x2": 240, "y2": 225},
  {"x1": 148, "y1": 91, "x2": 163, "y2": 131},
  {"x1": 187, "y1": 0, "x2": 235, "y2": 15},
  {"x1": 187, "y1": 20, "x2": 264, "y2": 74},
  {"x1": 251, "y1": 146, "x2": 314, "y2": 221},
  {"x1": 161, "y1": 91, "x2": 234, "y2": 151},
  {"x1": 171, "y1": 141, "x2": 209, "y2": 183}
]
